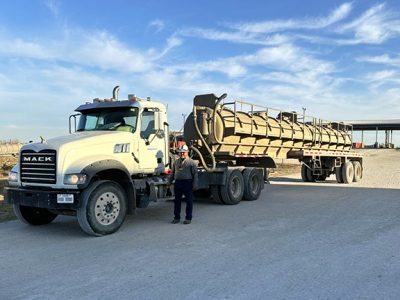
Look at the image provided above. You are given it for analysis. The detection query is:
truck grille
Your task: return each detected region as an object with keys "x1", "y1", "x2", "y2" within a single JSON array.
[{"x1": 20, "y1": 150, "x2": 57, "y2": 184}]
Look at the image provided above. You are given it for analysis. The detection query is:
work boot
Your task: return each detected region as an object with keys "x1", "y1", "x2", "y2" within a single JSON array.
[
  {"x1": 183, "y1": 219, "x2": 191, "y2": 225},
  {"x1": 171, "y1": 219, "x2": 180, "y2": 224}
]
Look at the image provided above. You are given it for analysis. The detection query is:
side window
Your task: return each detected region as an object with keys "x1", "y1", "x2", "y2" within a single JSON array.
[
  {"x1": 140, "y1": 110, "x2": 155, "y2": 139},
  {"x1": 85, "y1": 115, "x2": 98, "y2": 130}
]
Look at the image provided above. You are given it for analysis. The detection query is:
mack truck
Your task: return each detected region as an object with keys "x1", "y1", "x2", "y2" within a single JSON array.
[{"x1": 5, "y1": 87, "x2": 363, "y2": 236}]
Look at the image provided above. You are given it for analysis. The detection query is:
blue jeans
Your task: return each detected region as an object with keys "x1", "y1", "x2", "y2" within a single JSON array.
[{"x1": 174, "y1": 179, "x2": 193, "y2": 220}]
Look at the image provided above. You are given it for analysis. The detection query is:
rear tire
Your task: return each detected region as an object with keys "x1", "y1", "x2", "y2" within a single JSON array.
[
  {"x1": 335, "y1": 167, "x2": 343, "y2": 183},
  {"x1": 13, "y1": 205, "x2": 57, "y2": 225},
  {"x1": 341, "y1": 162, "x2": 354, "y2": 184},
  {"x1": 306, "y1": 168, "x2": 316, "y2": 182},
  {"x1": 211, "y1": 185, "x2": 224, "y2": 204},
  {"x1": 301, "y1": 165, "x2": 310, "y2": 182},
  {"x1": 242, "y1": 168, "x2": 263, "y2": 201},
  {"x1": 352, "y1": 161, "x2": 362, "y2": 182},
  {"x1": 220, "y1": 169, "x2": 244, "y2": 205},
  {"x1": 77, "y1": 180, "x2": 127, "y2": 236}
]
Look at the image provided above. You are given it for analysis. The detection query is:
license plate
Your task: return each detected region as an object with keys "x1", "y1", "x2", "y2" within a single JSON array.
[{"x1": 57, "y1": 194, "x2": 74, "y2": 204}]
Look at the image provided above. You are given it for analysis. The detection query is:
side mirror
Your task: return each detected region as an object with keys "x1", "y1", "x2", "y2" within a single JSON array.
[
  {"x1": 154, "y1": 111, "x2": 162, "y2": 131},
  {"x1": 69, "y1": 114, "x2": 80, "y2": 133}
]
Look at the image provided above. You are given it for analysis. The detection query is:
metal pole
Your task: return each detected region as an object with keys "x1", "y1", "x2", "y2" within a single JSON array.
[
  {"x1": 361, "y1": 130, "x2": 364, "y2": 144},
  {"x1": 182, "y1": 114, "x2": 186, "y2": 132},
  {"x1": 391, "y1": 130, "x2": 393, "y2": 145},
  {"x1": 375, "y1": 127, "x2": 378, "y2": 148}
]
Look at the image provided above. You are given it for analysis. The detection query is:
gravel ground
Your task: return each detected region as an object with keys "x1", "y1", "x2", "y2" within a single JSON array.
[{"x1": 0, "y1": 149, "x2": 399, "y2": 300}]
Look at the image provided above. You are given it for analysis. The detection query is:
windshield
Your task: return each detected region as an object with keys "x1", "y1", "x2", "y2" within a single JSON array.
[{"x1": 77, "y1": 108, "x2": 138, "y2": 132}]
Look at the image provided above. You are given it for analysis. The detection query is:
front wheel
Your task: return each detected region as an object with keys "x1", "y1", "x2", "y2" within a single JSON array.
[
  {"x1": 77, "y1": 180, "x2": 127, "y2": 236},
  {"x1": 13, "y1": 204, "x2": 57, "y2": 225}
]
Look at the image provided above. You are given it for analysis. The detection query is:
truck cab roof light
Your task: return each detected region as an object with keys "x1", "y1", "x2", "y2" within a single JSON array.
[{"x1": 128, "y1": 94, "x2": 137, "y2": 101}]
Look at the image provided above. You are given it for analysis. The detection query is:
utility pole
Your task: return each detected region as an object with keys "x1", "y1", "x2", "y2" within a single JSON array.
[{"x1": 302, "y1": 107, "x2": 306, "y2": 121}]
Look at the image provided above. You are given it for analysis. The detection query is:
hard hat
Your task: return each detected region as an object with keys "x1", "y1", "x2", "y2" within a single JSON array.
[{"x1": 178, "y1": 144, "x2": 189, "y2": 152}]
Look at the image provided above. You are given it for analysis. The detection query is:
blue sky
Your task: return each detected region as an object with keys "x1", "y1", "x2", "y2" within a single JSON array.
[{"x1": 0, "y1": 0, "x2": 399, "y2": 145}]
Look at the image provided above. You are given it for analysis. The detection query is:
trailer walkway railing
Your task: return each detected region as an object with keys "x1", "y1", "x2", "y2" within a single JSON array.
[{"x1": 219, "y1": 99, "x2": 354, "y2": 147}]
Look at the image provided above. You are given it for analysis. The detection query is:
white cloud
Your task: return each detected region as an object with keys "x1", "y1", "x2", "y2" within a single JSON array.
[
  {"x1": 358, "y1": 54, "x2": 400, "y2": 67},
  {"x1": 228, "y1": 2, "x2": 353, "y2": 33},
  {"x1": 178, "y1": 28, "x2": 289, "y2": 45},
  {"x1": 148, "y1": 19, "x2": 165, "y2": 32},
  {"x1": 337, "y1": 3, "x2": 400, "y2": 44},
  {"x1": 0, "y1": 29, "x2": 182, "y2": 73}
]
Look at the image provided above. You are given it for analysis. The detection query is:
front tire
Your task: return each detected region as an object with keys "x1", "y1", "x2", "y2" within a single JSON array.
[
  {"x1": 77, "y1": 180, "x2": 127, "y2": 236},
  {"x1": 13, "y1": 204, "x2": 57, "y2": 225}
]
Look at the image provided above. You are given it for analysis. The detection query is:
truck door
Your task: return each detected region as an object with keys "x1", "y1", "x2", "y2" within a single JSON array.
[{"x1": 138, "y1": 108, "x2": 167, "y2": 172}]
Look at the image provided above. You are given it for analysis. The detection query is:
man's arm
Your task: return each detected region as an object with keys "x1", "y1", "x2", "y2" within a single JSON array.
[
  {"x1": 191, "y1": 161, "x2": 199, "y2": 189},
  {"x1": 168, "y1": 160, "x2": 175, "y2": 185}
]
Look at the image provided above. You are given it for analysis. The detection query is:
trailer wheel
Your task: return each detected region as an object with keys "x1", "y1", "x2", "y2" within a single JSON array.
[
  {"x1": 335, "y1": 167, "x2": 343, "y2": 183},
  {"x1": 301, "y1": 165, "x2": 310, "y2": 182},
  {"x1": 220, "y1": 169, "x2": 244, "y2": 205},
  {"x1": 352, "y1": 161, "x2": 362, "y2": 182},
  {"x1": 211, "y1": 185, "x2": 224, "y2": 204},
  {"x1": 243, "y1": 168, "x2": 263, "y2": 200},
  {"x1": 341, "y1": 162, "x2": 354, "y2": 184},
  {"x1": 306, "y1": 168, "x2": 316, "y2": 182},
  {"x1": 13, "y1": 205, "x2": 57, "y2": 225},
  {"x1": 77, "y1": 180, "x2": 127, "y2": 236}
]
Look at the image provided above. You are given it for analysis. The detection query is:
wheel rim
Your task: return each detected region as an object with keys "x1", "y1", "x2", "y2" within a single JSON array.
[
  {"x1": 94, "y1": 192, "x2": 120, "y2": 226},
  {"x1": 230, "y1": 176, "x2": 241, "y2": 198}
]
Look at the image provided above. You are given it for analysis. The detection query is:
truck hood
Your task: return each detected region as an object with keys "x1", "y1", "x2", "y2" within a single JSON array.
[{"x1": 21, "y1": 131, "x2": 132, "y2": 152}]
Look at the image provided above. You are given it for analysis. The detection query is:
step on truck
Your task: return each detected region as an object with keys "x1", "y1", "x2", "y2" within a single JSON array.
[{"x1": 5, "y1": 88, "x2": 363, "y2": 236}]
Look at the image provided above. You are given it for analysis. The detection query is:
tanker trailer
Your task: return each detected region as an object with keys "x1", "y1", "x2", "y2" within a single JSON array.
[{"x1": 184, "y1": 93, "x2": 363, "y2": 204}]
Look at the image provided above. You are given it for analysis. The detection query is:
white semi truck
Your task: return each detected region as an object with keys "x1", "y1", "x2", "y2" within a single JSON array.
[{"x1": 5, "y1": 87, "x2": 363, "y2": 236}]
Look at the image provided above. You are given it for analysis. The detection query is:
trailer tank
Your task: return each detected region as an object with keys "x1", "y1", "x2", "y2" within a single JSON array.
[{"x1": 184, "y1": 94, "x2": 353, "y2": 168}]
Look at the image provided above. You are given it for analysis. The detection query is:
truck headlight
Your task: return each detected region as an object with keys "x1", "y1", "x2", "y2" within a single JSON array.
[
  {"x1": 8, "y1": 171, "x2": 18, "y2": 182},
  {"x1": 64, "y1": 173, "x2": 87, "y2": 185}
]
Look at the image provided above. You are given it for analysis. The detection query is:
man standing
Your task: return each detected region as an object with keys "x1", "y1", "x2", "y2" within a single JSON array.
[{"x1": 169, "y1": 144, "x2": 198, "y2": 224}]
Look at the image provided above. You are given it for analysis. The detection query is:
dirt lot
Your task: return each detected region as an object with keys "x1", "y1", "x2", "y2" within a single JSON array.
[{"x1": 1, "y1": 149, "x2": 399, "y2": 299}]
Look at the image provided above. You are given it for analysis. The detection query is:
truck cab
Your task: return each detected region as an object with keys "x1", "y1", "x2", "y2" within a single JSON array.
[{"x1": 5, "y1": 90, "x2": 171, "y2": 236}]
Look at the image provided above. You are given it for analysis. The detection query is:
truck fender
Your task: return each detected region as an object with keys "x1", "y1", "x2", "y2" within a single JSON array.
[{"x1": 78, "y1": 159, "x2": 136, "y2": 213}]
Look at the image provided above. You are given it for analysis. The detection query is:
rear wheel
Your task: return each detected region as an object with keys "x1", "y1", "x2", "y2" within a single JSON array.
[
  {"x1": 13, "y1": 205, "x2": 57, "y2": 225},
  {"x1": 301, "y1": 165, "x2": 310, "y2": 182},
  {"x1": 77, "y1": 180, "x2": 127, "y2": 236},
  {"x1": 211, "y1": 185, "x2": 224, "y2": 204},
  {"x1": 220, "y1": 169, "x2": 244, "y2": 205},
  {"x1": 306, "y1": 168, "x2": 316, "y2": 182},
  {"x1": 242, "y1": 168, "x2": 263, "y2": 200},
  {"x1": 335, "y1": 167, "x2": 343, "y2": 183},
  {"x1": 352, "y1": 161, "x2": 362, "y2": 182},
  {"x1": 341, "y1": 162, "x2": 354, "y2": 184}
]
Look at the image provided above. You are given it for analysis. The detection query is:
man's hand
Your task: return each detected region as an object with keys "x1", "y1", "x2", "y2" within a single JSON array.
[{"x1": 193, "y1": 184, "x2": 199, "y2": 191}]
